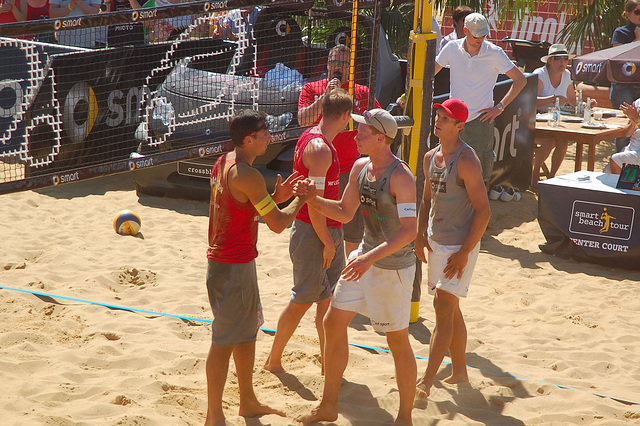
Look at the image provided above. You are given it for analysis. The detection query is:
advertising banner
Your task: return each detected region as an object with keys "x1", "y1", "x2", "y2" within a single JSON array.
[{"x1": 538, "y1": 172, "x2": 640, "y2": 270}]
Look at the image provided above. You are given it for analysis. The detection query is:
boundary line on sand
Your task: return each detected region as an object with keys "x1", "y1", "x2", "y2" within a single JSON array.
[{"x1": 1, "y1": 284, "x2": 638, "y2": 406}]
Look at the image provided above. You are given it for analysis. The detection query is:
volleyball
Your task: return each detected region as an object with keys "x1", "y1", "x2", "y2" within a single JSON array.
[{"x1": 113, "y1": 210, "x2": 141, "y2": 235}]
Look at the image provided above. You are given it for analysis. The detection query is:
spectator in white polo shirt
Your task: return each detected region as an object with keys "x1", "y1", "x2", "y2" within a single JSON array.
[{"x1": 435, "y1": 12, "x2": 526, "y2": 188}]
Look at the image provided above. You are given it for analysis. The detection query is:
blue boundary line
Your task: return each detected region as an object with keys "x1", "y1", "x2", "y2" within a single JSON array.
[{"x1": 1, "y1": 284, "x2": 638, "y2": 406}]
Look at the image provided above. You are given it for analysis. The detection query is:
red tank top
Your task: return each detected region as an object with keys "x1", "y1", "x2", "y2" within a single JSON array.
[
  {"x1": 293, "y1": 127, "x2": 341, "y2": 228},
  {"x1": 27, "y1": 0, "x2": 50, "y2": 20},
  {"x1": 207, "y1": 154, "x2": 259, "y2": 263}
]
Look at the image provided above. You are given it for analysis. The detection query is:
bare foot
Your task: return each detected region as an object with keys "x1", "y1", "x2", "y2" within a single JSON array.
[
  {"x1": 443, "y1": 373, "x2": 469, "y2": 385},
  {"x1": 204, "y1": 414, "x2": 227, "y2": 426},
  {"x1": 394, "y1": 416, "x2": 413, "y2": 426},
  {"x1": 297, "y1": 404, "x2": 338, "y2": 423},
  {"x1": 238, "y1": 400, "x2": 284, "y2": 418},
  {"x1": 415, "y1": 380, "x2": 430, "y2": 398},
  {"x1": 263, "y1": 356, "x2": 285, "y2": 374}
]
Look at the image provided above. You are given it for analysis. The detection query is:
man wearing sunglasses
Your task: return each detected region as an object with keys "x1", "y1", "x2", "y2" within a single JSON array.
[
  {"x1": 295, "y1": 108, "x2": 418, "y2": 424},
  {"x1": 435, "y1": 12, "x2": 526, "y2": 188},
  {"x1": 298, "y1": 44, "x2": 381, "y2": 257},
  {"x1": 205, "y1": 110, "x2": 311, "y2": 425},
  {"x1": 264, "y1": 88, "x2": 354, "y2": 375}
]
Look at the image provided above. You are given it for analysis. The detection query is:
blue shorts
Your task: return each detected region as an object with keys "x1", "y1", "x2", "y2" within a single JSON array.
[
  {"x1": 206, "y1": 259, "x2": 263, "y2": 346},
  {"x1": 289, "y1": 220, "x2": 345, "y2": 304}
]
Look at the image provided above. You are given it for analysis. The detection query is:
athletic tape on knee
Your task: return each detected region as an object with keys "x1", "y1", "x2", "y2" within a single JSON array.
[
  {"x1": 254, "y1": 194, "x2": 276, "y2": 216},
  {"x1": 397, "y1": 203, "x2": 417, "y2": 218},
  {"x1": 310, "y1": 176, "x2": 326, "y2": 191}
]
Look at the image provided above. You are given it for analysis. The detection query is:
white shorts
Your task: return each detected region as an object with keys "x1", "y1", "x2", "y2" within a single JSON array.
[
  {"x1": 427, "y1": 237, "x2": 480, "y2": 298},
  {"x1": 611, "y1": 147, "x2": 640, "y2": 168},
  {"x1": 331, "y1": 250, "x2": 415, "y2": 333}
]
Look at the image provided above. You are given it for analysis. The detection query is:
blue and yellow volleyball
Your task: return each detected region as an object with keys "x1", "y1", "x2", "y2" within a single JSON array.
[{"x1": 113, "y1": 210, "x2": 141, "y2": 235}]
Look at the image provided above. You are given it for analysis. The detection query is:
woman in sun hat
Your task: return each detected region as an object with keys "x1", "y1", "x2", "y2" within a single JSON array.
[{"x1": 530, "y1": 43, "x2": 578, "y2": 190}]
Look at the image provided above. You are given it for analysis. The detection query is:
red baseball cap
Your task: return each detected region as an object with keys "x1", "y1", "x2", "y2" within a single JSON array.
[{"x1": 433, "y1": 98, "x2": 469, "y2": 123}]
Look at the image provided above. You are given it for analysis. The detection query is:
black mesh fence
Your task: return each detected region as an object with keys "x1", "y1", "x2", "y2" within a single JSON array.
[{"x1": 0, "y1": 0, "x2": 399, "y2": 193}]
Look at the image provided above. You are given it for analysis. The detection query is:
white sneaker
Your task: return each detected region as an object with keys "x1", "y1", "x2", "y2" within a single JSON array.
[
  {"x1": 488, "y1": 185, "x2": 504, "y2": 200},
  {"x1": 500, "y1": 187, "x2": 521, "y2": 201}
]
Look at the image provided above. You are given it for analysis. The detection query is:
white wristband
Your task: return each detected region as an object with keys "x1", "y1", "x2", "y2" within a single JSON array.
[
  {"x1": 397, "y1": 203, "x2": 417, "y2": 218},
  {"x1": 310, "y1": 176, "x2": 326, "y2": 191}
]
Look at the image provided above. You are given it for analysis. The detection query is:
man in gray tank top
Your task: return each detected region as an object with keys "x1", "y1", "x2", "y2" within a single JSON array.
[
  {"x1": 295, "y1": 109, "x2": 418, "y2": 425},
  {"x1": 415, "y1": 98, "x2": 491, "y2": 399}
]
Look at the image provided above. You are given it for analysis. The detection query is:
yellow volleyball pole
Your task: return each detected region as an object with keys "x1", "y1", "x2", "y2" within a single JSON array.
[
  {"x1": 405, "y1": 0, "x2": 437, "y2": 323},
  {"x1": 348, "y1": 0, "x2": 358, "y2": 131},
  {"x1": 405, "y1": 0, "x2": 437, "y2": 175}
]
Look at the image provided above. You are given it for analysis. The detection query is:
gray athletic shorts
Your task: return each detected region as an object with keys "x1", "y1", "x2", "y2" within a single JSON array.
[
  {"x1": 206, "y1": 258, "x2": 263, "y2": 346},
  {"x1": 289, "y1": 219, "x2": 345, "y2": 305},
  {"x1": 460, "y1": 116, "x2": 495, "y2": 183},
  {"x1": 339, "y1": 172, "x2": 364, "y2": 243}
]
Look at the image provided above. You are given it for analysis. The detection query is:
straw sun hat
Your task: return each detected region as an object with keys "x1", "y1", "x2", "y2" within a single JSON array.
[{"x1": 540, "y1": 43, "x2": 576, "y2": 63}]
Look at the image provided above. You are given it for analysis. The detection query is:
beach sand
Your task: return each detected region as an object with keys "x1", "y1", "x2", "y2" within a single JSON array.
[{"x1": 1, "y1": 140, "x2": 639, "y2": 425}]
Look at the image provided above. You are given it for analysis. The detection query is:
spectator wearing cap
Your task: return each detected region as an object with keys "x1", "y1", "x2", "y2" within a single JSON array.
[
  {"x1": 296, "y1": 108, "x2": 419, "y2": 425},
  {"x1": 531, "y1": 44, "x2": 578, "y2": 190},
  {"x1": 435, "y1": 12, "x2": 526, "y2": 187},
  {"x1": 415, "y1": 98, "x2": 491, "y2": 399},
  {"x1": 440, "y1": 6, "x2": 474, "y2": 51}
]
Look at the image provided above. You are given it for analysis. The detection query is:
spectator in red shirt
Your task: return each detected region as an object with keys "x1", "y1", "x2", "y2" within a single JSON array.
[{"x1": 298, "y1": 44, "x2": 381, "y2": 257}]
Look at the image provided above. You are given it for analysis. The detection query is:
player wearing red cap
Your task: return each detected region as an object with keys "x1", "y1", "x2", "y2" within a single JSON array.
[{"x1": 415, "y1": 98, "x2": 491, "y2": 398}]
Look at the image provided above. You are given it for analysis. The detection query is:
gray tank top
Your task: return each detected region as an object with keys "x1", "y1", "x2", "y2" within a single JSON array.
[
  {"x1": 358, "y1": 159, "x2": 415, "y2": 270},
  {"x1": 427, "y1": 143, "x2": 475, "y2": 245}
]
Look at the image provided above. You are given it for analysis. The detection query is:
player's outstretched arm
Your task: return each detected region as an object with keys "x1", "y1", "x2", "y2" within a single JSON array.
[{"x1": 234, "y1": 165, "x2": 307, "y2": 234}]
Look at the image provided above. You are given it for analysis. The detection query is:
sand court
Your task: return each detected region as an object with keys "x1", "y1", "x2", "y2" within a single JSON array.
[{"x1": 1, "y1": 141, "x2": 639, "y2": 425}]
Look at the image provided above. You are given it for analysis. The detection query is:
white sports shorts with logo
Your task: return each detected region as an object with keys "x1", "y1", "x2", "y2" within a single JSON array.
[
  {"x1": 427, "y1": 237, "x2": 480, "y2": 298},
  {"x1": 331, "y1": 248, "x2": 415, "y2": 332}
]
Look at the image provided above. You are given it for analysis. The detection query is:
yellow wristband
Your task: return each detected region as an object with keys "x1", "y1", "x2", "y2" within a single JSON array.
[
  {"x1": 68, "y1": 3, "x2": 73, "y2": 10},
  {"x1": 254, "y1": 194, "x2": 276, "y2": 216},
  {"x1": 636, "y1": 120, "x2": 640, "y2": 127}
]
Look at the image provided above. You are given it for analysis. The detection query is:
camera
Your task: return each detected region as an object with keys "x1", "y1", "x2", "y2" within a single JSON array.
[{"x1": 99, "y1": 0, "x2": 109, "y2": 12}]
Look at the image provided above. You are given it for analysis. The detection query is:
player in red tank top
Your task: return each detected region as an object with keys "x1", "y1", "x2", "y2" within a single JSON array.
[
  {"x1": 204, "y1": 110, "x2": 311, "y2": 425},
  {"x1": 264, "y1": 88, "x2": 353, "y2": 375}
]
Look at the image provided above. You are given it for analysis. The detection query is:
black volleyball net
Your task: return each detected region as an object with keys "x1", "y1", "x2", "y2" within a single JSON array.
[{"x1": 0, "y1": 0, "x2": 400, "y2": 194}]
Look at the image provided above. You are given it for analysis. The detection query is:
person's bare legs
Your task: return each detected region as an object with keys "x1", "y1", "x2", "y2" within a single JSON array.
[
  {"x1": 315, "y1": 298, "x2": 331, "y2": 375},
  {"x1": 610, "y1": 158, "x2": 622, "y2": 174},
  {"x1": 264, "y1": 301, "x2": 312, "y2": 373},
  {"x1": 416, "y1": 289, "x2": 459, "y2": 397},
  {"x1": 298, "y1": 306, "x2": 356, "y2": 423},
  {"x1": 532, "y1": 138, "x2": 554, "y2": 189},
  {"x1": 386, "y1": 328, "x2": 416, "y2": 425},
  {"x1": 233, "y1": 343, "x2": 284, "y2": 419},
  {"x1": 443, "y1": 304, "x2": 469, "y2": 385},
  {"x1": 205, "y1": 344, "x2": 233, "y2": 426},
  {"x1": 548, "y1": 140, "x2": 569, "y2": 178}
]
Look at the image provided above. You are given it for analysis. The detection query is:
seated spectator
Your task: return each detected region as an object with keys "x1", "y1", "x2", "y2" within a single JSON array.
[
  {"x1": 1, "y1": 0, "x2": 25, "y2": 23},
  {"x1": 216, "y1": 6, "x2": 259, "y2": 41},
  {"x1": 20, "y1": 0, "x2": 55, "y2": 42},
  {"x1": 150, "y1": 0, "x2": 193, "y2": 42},
  {"x1": 49, "y1": 0, "x2": 101, "y2": 47},
  {"x1": 531, "y1": 44, "x2": 577, "y2": 190},
  {"x1": 440, "y1": 6, "x2": 473, "y2": 51},
  {"x1": 608, "y1": 99, "x2": 640, "y2": 174}
]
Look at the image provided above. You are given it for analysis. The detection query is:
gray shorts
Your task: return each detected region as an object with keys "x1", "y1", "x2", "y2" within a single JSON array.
[
  {"x1": 289, "y1": 220, "x2": 345, "y2": 305},
  {"x1": 206, "y1": 259, "x2": 263, "y2": 346},
  {"x1": 460, "y1": 117, "x2": 495, "y2": 183},
  {"x1": 340, "y1": 172, "x2": 364, "y2": 243}
]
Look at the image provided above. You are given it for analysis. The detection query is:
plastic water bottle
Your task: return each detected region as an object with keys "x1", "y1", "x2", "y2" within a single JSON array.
[
  {"x1": 548, "y1": 97, "x2": 560, "y2": 127},
  {"x1": 576, "y1": 89, "x2": 583, "y2": 115},
  {"x1": 583, "y1": 97, "x2": 592, "y2": 123}
]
